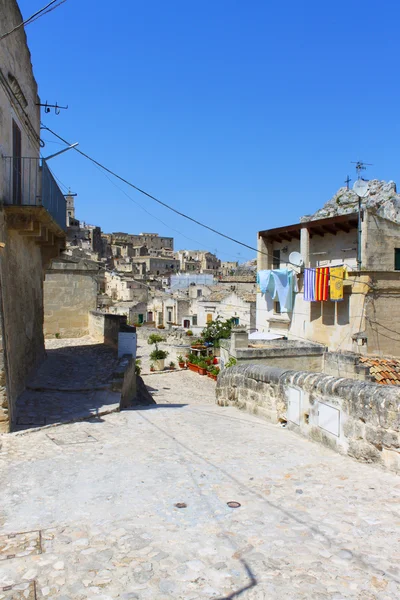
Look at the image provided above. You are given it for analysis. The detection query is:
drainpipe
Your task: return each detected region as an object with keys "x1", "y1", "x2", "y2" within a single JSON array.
[{"x1": 357, "y1": 196, "x2": 362, "y2": 270}]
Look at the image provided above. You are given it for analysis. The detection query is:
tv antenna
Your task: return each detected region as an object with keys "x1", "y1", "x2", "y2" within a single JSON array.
[{"x1": 351, "y1": 160, "x2": 373, "y2": 179}]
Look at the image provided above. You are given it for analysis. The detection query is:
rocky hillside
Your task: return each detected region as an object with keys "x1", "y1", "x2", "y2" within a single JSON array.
[{"x1": 301, "y1": 180, "x2": 400, "y2": 224}]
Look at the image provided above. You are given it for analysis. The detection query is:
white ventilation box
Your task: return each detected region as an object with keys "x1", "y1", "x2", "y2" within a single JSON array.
[
  {"x1": 318, "y1": 402, "x2": 340, "y2": 437},
  {"x1": 287, "y1": 387, "x2": 302, "y2": 425}
]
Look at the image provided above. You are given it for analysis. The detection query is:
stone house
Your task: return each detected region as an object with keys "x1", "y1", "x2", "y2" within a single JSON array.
[
  {"x1": 0, "y1": 0, "x2": 66, "y2": 430},
  {"x1": 44, "y1": 258, "x2": 101, "y2": 338},
  {"x1": 131, "y1": 256, "x2": 180, "y2": 278},
  {"x1": 220, "y1": 261, "x2": 239, "y2": 275},
  {"x1": 175, "y1": 250, "x2": 221, "y2": 273},
  {"x1": 182, "y1": 289, "x2": 256, "y2": 333},
  {"x1": 257, "y1": 181, "x2": 400, "y2": 356},
  {"x1": 104, "y1": 271, "x2": 148, "y2": 303},
  {"x1": 147, "y1": 292, "x2": 189, "y2": 328}
]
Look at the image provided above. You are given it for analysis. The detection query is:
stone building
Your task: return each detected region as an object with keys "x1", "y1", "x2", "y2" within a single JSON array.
[
  {"x1": 147, "y1": 292, "x2": 190, "y2": 328},
  {"x1": 44, "y1": 258, "x2": 101, "y2": 338},
  {"x1": 0, "y1": 0, "x2": 66, "y2": 430},
  {"x1": 175, "y1": 249, "x2": 221, "y2": 273},
  {"x1": 111, "y1": 232, "x2": 173, "y2": 252},
  {"x1": 104, "y1": 271, "x2": 148, "y2": 303},
  {"x1": 257, "y1": 180, "x2": 400, "y2": 356}
]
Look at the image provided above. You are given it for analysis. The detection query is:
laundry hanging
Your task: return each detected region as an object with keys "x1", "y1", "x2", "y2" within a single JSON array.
[
  {"x1": 257, "y1": 269, "x2": 298, "y2": 313},
  {"x1": 330, "y1": 265, "x2": 344, "y2": 301},
  {"x1": 315, "y1": 267, "x2": 329, "y2": 301},
  {"x1": 304, "y1": 268, "x2": 316, "y2": 302}
]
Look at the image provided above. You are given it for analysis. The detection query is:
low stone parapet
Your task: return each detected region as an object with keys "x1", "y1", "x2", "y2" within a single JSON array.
[{"x1": 216, "y1": 364, "x2": 400, "y2": 473}]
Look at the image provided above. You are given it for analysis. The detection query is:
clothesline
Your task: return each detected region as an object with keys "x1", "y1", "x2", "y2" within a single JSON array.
[{"x1": 258, "y1": 265, "x2": 347, "y2": 305}]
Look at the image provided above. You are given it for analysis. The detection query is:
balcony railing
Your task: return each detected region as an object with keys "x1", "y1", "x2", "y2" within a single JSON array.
[{"x1": 2, "y1": 157, "x2": 66, "y2": 232}]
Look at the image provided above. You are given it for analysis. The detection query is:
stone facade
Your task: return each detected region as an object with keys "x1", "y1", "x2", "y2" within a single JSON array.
[
  {"x1": 44, "y1": 259, "x2": 100, "y2": 338},
  {"x1": 257, "y1": 208, "x2": 400, "y2": 356},
  {"x1": 0, "y1": 1, "x2": 65, "y2": 430},
  {"x1": 216, "y1": 364, "x2": 400, "y2": 473}
]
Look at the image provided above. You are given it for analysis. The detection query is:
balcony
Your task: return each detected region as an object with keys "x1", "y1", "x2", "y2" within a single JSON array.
[{"x1": 2, "y1": 157, "x2": 66, "y2": 238}]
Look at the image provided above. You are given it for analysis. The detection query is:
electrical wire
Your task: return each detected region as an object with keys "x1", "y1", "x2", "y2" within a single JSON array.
[
  {"x1": 0, "y1": 0, "x2": 67, "y2": 42},
  {"x1": 41, "y1": 125, "x2": 262, "y2": 255},
  {"x1": 88, "y1": 157, "x2": 248, "y2": 263},
  {"x1": 41, "y1": 125, "x2": 378, "y2": 291}
]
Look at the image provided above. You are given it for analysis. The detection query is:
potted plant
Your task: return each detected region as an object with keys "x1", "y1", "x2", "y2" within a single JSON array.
[
  {"x1": 211, "y1": 367, "x2": 220, "y2": 381},
  {"x1": 169, "y1": 361, "x2": 176, "y2": 370},
  {"x1": 186, "y1": 329, "x2": 193, "y2": 336},
  {"x1": 148, "y1": 333, "x2": 168, "y2": 370},
  {"x1": 177, "y1": 355, "x2": 185, "y2": 369},
  {"x1": 198, "y1": 360, "x2": 207, "y2": 376},
  {"x1": 150, "y1": 363, "x2": 155, "y2": 372},
  {"x1": 150, "y1": 348, "x2": 168, "y2": 370}
]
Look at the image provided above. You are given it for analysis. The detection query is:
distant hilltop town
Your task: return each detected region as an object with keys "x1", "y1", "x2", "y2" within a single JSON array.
[{"x1": 65, "y1": 193, "x2": 248, "y2": 279}]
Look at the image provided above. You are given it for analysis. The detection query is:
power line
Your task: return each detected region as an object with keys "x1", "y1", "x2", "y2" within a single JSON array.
[
  {"x1": 88, "y1": 157, "x2": 250, "y2": 262},
  {"x1": 41, "y1": 125, "x2": 260, "y2": 256},
  {"x1": 0, "y1": 0, "x2": 67, "y2": 42},
  {"x1": 41, "y1": 125, "x2": 376, "y2": 290}
]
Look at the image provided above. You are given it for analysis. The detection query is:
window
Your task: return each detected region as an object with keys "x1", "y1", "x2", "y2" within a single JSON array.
[
  {"x1": 274, "y1": 300, "x2": 281, "y2": 314},
  {"x1": 336, "y1": 294, "x2": 350, "y2": 325},
  {"x1": 322, "y1": 301, "x2": 335, "y2": 326},
  {"x1": 207, "y1": 313, "x2": 213, "y2": 323},
  {"x1": 167, "y1": 309, "x2": 173, "y2": 322},
  {"x1": 158, "y1": 312, "x2": 163, "y2": 325},
  {"x1": 273, "y1": 249, "x2": 280, "y2": 269},
  {"x1": 12, "y1": 120, "x2": 22, "y2": 205},
  {"x1": 138, "y1": 314, "x2": 144, "y2": 324},
  {"x1": 192, "y1": 315, "x2": 198, "y2": 326},
  {"x1": 232, "y1": 317, "x2": 239, "y2": 325},
  {"x1": 395, "y1": 249, "x2": 400, "y2": 271},
  {"x1": 197, "y1": 289, "x2": 202, "y2": 297}
]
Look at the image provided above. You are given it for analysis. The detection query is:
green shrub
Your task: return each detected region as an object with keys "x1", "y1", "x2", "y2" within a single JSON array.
[
  {"x1": 150, "y1": 349, "x2": 168, "y2": 361},
  {"x1": 186, "y1": 330, "x2": 193, "y2": 336},
  {"x1": 135, "y1": 359, "x2": 141, "y2": 376},
  {"x1": 147, "y1": 334, "x2": 165, "y2": 345},
  {"x1": 225, "y1": 357, "x2": 237, "y2": 368}
]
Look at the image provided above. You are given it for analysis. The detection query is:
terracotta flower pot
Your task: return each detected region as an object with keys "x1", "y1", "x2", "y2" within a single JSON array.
[
  {"x1": 178, "y1": 362, "x2": 185, "y2": 369},
  {"x1": 198, "y1": 368, "x2": 207, "y2": 376}
]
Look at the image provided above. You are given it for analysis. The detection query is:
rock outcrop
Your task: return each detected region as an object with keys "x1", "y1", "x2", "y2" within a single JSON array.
[{"x1": 302, "y1": 180, "x2": 400, "y2": 224}]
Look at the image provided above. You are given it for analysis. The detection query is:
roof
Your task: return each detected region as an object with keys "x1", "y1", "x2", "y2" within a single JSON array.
[
  {"x1": 236, "y1": 291, "x2": 256, "y2": 303},
  {"x1": 200, "y1": 289, "x2": 231, "y2": 302},
  {"x1": 359, "y1": 356, "x2": 400, "y2": 385},
  {"x1": 259, "y1": 213, "x2": 359, "y2": 243},
  {"x1": 219, "y1": 275, "x2": 256, "y2": 283}
]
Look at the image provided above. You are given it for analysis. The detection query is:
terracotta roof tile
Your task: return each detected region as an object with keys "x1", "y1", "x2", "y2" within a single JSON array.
[{"x1": 359, "y1": 355, "x2": 400, "y2": 385}]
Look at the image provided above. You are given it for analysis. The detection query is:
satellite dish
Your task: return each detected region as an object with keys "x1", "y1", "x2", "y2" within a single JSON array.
[
  {"x1": 353, "y1": 179, "x2": 369, "y2": 198},
  {"x1": 289, "y1": 251, "x2": 304, "y2": 267}
]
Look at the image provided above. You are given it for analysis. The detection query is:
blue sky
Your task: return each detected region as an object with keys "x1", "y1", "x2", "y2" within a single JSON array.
[{"x1": 17, "y1": 0, "x2": 400, "y2": 262}]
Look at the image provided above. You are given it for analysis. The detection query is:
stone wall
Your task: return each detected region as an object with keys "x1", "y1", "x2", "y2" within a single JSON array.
[
  {"x1": 44, "y1": 259, "x2": 99, "y2": 338},
  {"x1": 0, "y1": 215, "x2": 46, "y2": 429},
  {"x1": 216, "y1": 364, "x2": 400, "y2": 473},
  {"x1": 220, "y1": 332, "x2": 325, "y2": 372},
  {"x1": 323, "y1": 351, "x2": 372, "y2": 381},
  {"x1": 89, "y1": 311, "x2": 127, "y2": 348}
]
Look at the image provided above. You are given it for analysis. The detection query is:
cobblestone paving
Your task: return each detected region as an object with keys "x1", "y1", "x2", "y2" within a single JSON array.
[
  {"x1": 15, "y1": 337, "x2": 120, "y2": 431},
  {"x1": 0, "y1": 340, "x2": 399, "y2": 598}
]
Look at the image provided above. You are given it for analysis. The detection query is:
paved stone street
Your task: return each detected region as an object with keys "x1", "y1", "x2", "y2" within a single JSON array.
[
  {"x1": 0, "y1": 338, "x2": 399, "y2": 598},
  {"x1": 15, "y1": 337, "x2": 121, "y2": 431}
]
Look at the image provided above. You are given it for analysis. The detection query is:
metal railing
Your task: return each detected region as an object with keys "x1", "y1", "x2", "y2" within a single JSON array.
[
  {"x1": 41, "y1": 161, "x2": 66, "y2": 231},
  {"x1": 2, "y1": 157, "x2": 66, "y2": 231}
]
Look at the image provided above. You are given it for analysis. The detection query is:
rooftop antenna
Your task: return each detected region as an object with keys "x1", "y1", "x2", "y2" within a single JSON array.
[{"x1": 351, "y1": 160, "x2": 373, "y2": 180}]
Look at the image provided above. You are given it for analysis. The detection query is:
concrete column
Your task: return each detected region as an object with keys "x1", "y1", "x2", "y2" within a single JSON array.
[
  {"x1": 300, "y1": 227, "x2": 310, "y2": 267},
  {"x1": 257, "y1": 234, "x2": 271, "y2": 271}
]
